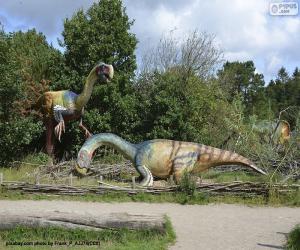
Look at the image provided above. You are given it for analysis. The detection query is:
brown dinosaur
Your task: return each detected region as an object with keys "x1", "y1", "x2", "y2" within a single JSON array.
[{"x1": 75, "y1": 133, "x2": 266, "y2": 186}]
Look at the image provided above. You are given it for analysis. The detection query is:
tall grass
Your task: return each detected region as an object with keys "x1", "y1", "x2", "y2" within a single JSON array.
[{"x1": 287, "y1": 224, "x2": 300, "y2": 250}]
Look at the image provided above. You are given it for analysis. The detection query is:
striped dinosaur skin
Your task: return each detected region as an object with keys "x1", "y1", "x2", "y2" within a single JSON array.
[
  {"x1": 36, "y1": 62, "x2": 114, "y2": 157},
  {"x1": 75, "y1": 133, "x2": 266, "y2": 186}
]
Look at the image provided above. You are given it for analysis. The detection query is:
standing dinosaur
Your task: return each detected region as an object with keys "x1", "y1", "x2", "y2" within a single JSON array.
[
  {"x1": 36, "y1": 62, "x2": 114, "y2": 157},
  {"x1": 75, "y1": 133, "x2": 266, "y2": 186}
]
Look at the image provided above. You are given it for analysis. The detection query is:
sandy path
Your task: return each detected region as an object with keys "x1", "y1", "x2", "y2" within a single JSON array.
[{"x1": 0, "y1": 200, "x2": 299, "y2": 250}]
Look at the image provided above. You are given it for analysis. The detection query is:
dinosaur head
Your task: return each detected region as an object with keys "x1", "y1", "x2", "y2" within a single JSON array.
[
  {"x1": 74, "y1": 149, "x2": 92, "y2": 176},
  {"x1": 95, "y1": 62, "x2": 114, "y2": 83}
]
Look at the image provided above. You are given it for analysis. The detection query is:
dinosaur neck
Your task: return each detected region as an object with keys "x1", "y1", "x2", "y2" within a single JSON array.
[
  {"x1": 80, "y1": 133, "x2": 137, "y2": 161},
  {"x1": 75, "y1": 68, "x2": 98, "y2": 109}
]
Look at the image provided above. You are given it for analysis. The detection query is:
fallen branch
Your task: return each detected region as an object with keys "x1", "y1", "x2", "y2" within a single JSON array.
[{"x1": 0, "y1": 211, "x2": 166, "y2": 232}]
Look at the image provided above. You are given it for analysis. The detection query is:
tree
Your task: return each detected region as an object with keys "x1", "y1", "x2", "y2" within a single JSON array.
[
  {"x1": 58, "y1": 0, "x2": 139, "y2": 156},
  {"x1": 135, "y1": 69, "x2": 239, "y2": 146},
  {"x1": 217, "y1": 61, "x2": 267, "y2": 117},
  {"x1": 141, "y1": 30, "x2": 222, "y2": 79},
  {"x1": 263, "y1": 67, "x2": 300, "y2": 128},
  {"x1": 0, "y1": 28, "x2": 63, "y2": 163},
  {"x1": 266, "y1": 67, "x2": 289, "y2": 114},
  {"x1": 62, "y1": 0, "x2": 137, "y2": 79},
  {"x1": 285, "y1": 68, "x2": 300, "y2": 107}
]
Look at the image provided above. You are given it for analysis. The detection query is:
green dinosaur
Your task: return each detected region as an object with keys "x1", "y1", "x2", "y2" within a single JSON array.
[
  {"x1": 252, "y1": 120, "x2": 291, "y2": 145},
  {"x1": 36, "y1": 62, "x2": 114, "y2": 156},
  {"x1": 75, "y1": 133, "x2": 266, "y2": 186}
]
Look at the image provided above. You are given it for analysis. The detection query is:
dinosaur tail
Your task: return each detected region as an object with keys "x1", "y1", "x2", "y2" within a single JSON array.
[
  {"x1": 199, "y1": 145, "x2": 267, "y2": 175},
  {"x1": 75, "y1": 133, "x2": 137, "y2": 176}
]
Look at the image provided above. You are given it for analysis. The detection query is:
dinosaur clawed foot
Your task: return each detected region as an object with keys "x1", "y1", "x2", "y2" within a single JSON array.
[
  {"x1": 79, "y1": 119, "x2": 92, "y2": 139},
  {"x1": 83, "y1": 129, "x2": 92, "y2": 139},
  {"x1": 54, "y1": 120, "x2": 65, "y2": 142}
]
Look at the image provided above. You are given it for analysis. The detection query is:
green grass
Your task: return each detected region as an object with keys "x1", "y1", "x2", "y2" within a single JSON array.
[
  {"x1": 287, "y1": 224, "x2": 300, "y2": 250},
  {"x1": 201, "y1": 170, "x2": 276, "y2": 183},
  {"x1": 0, "y1": 218, "x2": 176, "y2": 250}
]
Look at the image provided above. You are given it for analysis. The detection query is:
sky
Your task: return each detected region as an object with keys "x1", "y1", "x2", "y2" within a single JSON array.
[{"x1": 0, "y1": 0, "x2": 299, "y2": 83}]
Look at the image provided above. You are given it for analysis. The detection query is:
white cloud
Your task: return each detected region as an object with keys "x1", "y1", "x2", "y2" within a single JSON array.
[
  {"x1": 266, "y1": 54, "x2": 282, "y2": 75},
  {"x1": 224, "y1": 51, "x2": 253, "y2": 62},
  {"x1": 125, "y1": 0, "x2": 300, "y2": 81}
]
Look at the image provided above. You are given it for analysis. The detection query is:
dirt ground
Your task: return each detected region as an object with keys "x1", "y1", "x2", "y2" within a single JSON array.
[{"x1": 0, "y1": 200, "x2": 299, "y2": 250}]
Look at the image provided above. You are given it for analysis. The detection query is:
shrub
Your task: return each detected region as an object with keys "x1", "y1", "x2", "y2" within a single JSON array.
[{"x1": 287, "y1": 224, "x2": 300, "y2": 250}]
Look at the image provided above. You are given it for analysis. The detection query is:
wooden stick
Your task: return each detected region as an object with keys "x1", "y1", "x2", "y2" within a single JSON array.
[
  {"x1": 35, "y1": 173, "x2": 40, "y2": 185},
  {"x1": 0, "y1": 173, "x2": 3, "y2": 185},
  {"x1": 132, "y1": 176, "x2": 136, "y2": 189},
  {"x1": 69, "y1": 173, "x2": 73, "y2": 186},
  {"x1": 169, "y1": 175, "x2": 174, "y2": 185}
]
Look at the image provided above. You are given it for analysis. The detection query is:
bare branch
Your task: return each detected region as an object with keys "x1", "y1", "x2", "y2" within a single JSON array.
[{"x1": 141, "y1": 30, "x2": 223, "y2": 79}]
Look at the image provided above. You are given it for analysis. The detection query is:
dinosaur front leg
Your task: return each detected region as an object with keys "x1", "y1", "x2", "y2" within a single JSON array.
[
  {"x1": 79, "y1": 119, "x2": 92, "y2": 138},
  {"x1": 54, "y1": 120, "x2": 65, "y2": 142},
  {"x1": 136, "y1": 165, "x2": 153, "y2": 187},
  {"x1": 53, "y1": 106, "x2": 66, "y2": 142},
  {"x1": 53, "y1": 105, "x2": 70, "y2": 141}
]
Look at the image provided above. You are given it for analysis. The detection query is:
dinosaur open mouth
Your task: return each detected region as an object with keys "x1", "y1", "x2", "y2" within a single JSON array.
[
  {"x1": 103, "y1": 72, "x2": 111, "y2": 80},
  {"x1": 96, "y1": 64, "x2": 113, "y2": 82},
  {"x1": 74, "y1": 163, "x2": 88, "y2": 176}
]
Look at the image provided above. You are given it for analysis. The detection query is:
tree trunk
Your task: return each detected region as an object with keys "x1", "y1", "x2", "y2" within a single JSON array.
[{"x1": 0, "y1": 211, "x2": 166, "y2": 232}]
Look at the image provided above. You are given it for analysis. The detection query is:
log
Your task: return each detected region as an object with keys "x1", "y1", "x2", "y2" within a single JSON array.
[{"x1": 0, "y1": 211, "x2": 166, "y2": 232}]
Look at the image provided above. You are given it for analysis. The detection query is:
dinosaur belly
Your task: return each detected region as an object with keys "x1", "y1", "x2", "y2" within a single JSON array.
[
  {"x1": 139, "y1": 142, "x2": 174, "y2": 178},
  {"x1": 138, "y1": 140, "x2": 201, "y2": 178},
  {"x1": 63, "y1": 111, "x2": 82, "y2": 122}
]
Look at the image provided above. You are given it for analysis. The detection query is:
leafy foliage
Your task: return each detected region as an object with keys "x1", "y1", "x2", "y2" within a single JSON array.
[
  {"x1": 217, "y1": 61, "x2": 268, "y2": 118},
  {"x1": 57, "y1": 0, "x2": 140, "y2": 157},
  {"x1": 62, "y1": 0, "x2": 137, "y2": 80},
  {"x1": 178, "y1": 171, "x2": 197, "y2": 197},
  {"x1": 287, "y1": 224, "x2": 300, "y2": 250},
  {"x1": 0, "y1": 29, "x2": 60, "y2": 163},
  {"x1": 135, "y1": 70, "x2": 239, "y2": 147}
]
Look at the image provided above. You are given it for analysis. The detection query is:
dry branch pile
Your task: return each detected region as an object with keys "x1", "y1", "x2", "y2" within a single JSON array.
[
  {"x1": 43, "y1": 161, "x2": 135, "y2": 180},
  {"x1": 195, "y1": 181, "x2": 299, "y2": 196},
  {"x1": 10, "y1": 160, "x2": 136, "y2": 180}
]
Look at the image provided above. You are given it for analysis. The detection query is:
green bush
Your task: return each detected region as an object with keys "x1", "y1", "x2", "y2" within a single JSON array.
[
  {"x1": 178, "y1": 171, "x2": 197, "y2": 197},
  {"x1": 287, "y1": 224, "x2": 300, "y2": 250}
]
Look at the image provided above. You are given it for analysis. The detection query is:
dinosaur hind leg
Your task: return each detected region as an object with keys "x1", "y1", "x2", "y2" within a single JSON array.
[
  {"x1": 45, "y1": 119, "x2": 55, "y2": 158},
  {"x1": 79, "y1": 118, "x2": 92, "y2": 138},
  {"x1": 136, "y1": 165, "x2": 153, "y2": 187},
  {"x1": 173, "y1": 169, "x2": 184, "y2": 184}
]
